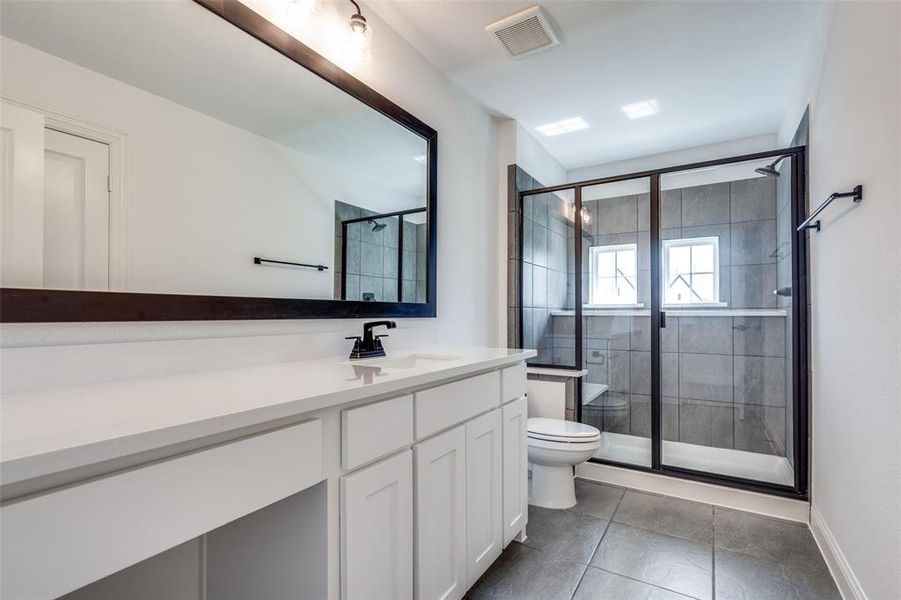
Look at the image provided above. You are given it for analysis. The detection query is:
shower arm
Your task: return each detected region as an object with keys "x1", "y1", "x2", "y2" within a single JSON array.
[{"x1": 797, "y1": 185, "x2": 863, "y2": 232}]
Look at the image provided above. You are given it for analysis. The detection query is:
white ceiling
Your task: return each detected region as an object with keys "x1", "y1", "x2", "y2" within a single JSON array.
[{"x1": 369, "y1": 0, "x2": 822, "y2": 169}]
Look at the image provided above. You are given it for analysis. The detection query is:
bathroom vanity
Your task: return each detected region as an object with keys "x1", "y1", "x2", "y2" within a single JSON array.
[{"x1": 0, "y1": 348, "x2": 533, "y2": 600}]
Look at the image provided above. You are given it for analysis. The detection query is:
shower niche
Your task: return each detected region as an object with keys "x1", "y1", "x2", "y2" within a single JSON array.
[{"x1": 512, "y1": 148, "x2": 808, "y2": 499}]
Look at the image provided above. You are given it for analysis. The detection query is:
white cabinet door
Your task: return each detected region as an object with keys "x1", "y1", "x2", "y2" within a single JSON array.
[
  {"x1": 465, "y1": 409, "x2": 502, "y2": 588},
  {"x1": 502, "y1": 396, "x2": 529, "y2": 546},
  {"x1": 414, "y1": 426, "x2": 466, "y2": 600},
  {"x1": 341, "y1": 450, "x2": 413, "y2": 600}
]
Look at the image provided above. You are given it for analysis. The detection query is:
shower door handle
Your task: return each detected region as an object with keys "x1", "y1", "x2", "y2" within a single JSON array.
[{"x1": 660, "y1": 311, "x2": 667, "y2": 328}]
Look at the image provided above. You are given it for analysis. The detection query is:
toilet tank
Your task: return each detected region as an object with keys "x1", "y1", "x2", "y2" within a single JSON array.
[{"x1": 526, "y1": 379, "x2": 566, "y2": 419}]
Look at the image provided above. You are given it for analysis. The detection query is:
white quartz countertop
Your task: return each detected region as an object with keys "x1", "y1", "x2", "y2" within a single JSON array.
[{"x1": 1, "y1": 347, "x2": 535, "y2": 487}]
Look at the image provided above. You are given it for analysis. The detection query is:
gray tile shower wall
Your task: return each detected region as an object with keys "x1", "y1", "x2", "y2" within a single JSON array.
[
  {"x1": 334, "y1": 200, "x2": 426, "y2": 302},
  {"x1": 507, "y1": 165, "x2": 575, "y2": 366},
  {"x1": 574, "y1": 178, "x2": 789, "y2": 456}
]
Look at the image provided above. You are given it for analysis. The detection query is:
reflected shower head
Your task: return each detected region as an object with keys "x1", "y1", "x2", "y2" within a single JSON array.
[
  {"x1": 367, "y1": 218, "x2": 387, "y2": 232},
  {"x1": 755, "y1": 155, "x2": 789, "y2": 177}
]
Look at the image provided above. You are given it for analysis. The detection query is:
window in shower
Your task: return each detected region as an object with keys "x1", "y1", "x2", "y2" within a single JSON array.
[
  {"x1": 662, "y1": 236, "x2": 721, "y2": 305},
  {"x1": 588, "y1": 243, "x2": 638, "y2": 306}
]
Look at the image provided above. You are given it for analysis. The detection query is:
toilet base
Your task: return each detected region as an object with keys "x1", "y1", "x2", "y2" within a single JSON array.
[{"x1": 529, "y1": 463, "x2": 576, "y2": 509}]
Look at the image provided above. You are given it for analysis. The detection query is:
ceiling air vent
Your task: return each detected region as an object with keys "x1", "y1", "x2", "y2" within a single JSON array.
[{"x1": 486, "y1": 5, "x2": 559, "y2": 59}]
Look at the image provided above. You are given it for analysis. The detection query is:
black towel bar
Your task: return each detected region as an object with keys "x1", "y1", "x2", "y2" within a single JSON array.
[
  {"x1": 797, "y1": 185, "x2": 863, "y2": 232},
  {"x1": 253, "y1": 257, "x2": 328, "y2": 271}
]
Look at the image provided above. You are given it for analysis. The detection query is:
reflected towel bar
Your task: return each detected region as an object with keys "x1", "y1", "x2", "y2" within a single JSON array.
[
  {"x1": 254, "y1": 257, "x2": 328, "y2": 271},
  {"x1": 797, "y1": 185, "x2": 863, "y2": 232}
]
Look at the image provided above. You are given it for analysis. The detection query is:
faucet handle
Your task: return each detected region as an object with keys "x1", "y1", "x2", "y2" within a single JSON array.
[{"x1": 345, "y1": 336, "x2": 362, "y2": 341}]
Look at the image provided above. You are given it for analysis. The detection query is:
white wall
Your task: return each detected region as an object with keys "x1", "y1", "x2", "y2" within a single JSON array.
[
  {"x1": 0, "y1": 1, "x2": 498, "y2": 384},
  {"x1": 568, "y1": 133, "x2": 777, "y2": 182},
  {"x1": 513, "y1": 123, "x2": 567, "y2": 188},
  {"x1": 797, "y1": 3, "x2": 900, "y2": 599}
]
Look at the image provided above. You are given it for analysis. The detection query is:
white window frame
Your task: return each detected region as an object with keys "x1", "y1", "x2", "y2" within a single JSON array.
[
  {"x1": 661, "y1": 236, "x2": 725, "y2": 307},
  {"x1": 588, "y1": 243, "x2": 640, "y2": 307}
]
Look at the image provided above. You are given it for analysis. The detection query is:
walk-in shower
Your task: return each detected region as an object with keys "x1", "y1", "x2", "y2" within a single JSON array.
[{"x1": 513, "y1": 147, "x2": 808, "y2": 498}]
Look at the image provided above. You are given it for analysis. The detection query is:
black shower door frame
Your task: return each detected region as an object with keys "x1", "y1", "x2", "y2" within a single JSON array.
[{"x1": 519, "y1": 146, "x2": 809, "y2": 500}]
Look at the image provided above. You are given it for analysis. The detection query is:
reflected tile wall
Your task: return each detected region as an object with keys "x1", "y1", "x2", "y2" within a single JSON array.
[{"x1": 334, "y1": 200, "x2": 426, "y2": 302}]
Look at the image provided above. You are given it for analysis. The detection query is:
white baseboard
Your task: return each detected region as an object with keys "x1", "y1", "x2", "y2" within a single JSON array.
[
  {"x1": 576, "y1": 461, "x2": 810, "y2": 523},
  {"x1": 809, "y1": 504, "x2": 867, "y2": 600}
]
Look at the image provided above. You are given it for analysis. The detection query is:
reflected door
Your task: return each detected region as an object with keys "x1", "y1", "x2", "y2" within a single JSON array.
[{"x1": 0, "y1": 101, "x2": 110, "y2": 290}]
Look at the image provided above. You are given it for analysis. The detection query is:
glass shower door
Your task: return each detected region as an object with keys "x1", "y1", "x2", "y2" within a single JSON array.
[
  {"x1": 658, "y1": 156, "x2": 797, "y2": 486},
  {"x1": 579, "y1": 177, "x2": 653, "y2": 467}
]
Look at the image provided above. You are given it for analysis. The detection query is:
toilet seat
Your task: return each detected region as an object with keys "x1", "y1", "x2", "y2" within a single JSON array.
[
  {"x1": 527, "y1": 418, "x2": 601, "y2": 443},
  {"x1": 526, "y1": 418, "x2": 601, "y2": 510}
]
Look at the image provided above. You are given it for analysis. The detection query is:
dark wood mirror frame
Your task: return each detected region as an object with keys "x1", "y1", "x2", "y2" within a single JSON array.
[{"x1": 0, "y1": 0, "x2": 437, "y2": 322}]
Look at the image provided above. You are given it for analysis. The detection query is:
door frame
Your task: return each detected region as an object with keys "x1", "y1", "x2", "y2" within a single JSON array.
[{"x1": 519, "y1": 146, "x2": 809, "y2": 500}]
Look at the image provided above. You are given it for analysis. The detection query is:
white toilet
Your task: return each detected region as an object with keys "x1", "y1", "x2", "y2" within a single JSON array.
[{"x1": 526, "y1": 379, "x2": 601, "y2": 510}]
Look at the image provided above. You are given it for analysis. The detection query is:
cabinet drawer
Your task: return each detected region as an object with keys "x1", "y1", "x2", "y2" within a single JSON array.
[
  {"x1": 415, "y1": 371, "x2": 500, "y2": 440},
  {"x1": 342, "y1": 395, "x2": 413, "y2": 470},
  {"x1": 1, "y1": 419, "x2": 322, "y2": 600},
  {"x1": 501, "y1": 363, "x2": 527, "y2": 404}
]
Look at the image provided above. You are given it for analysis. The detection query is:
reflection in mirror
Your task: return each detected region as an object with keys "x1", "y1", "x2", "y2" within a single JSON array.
[
  {"x1": 335, "y1": 205, "x2": 427, "y2": 303},
  {"x1": 0, "y1": 0, "x2": 429, "y2": 302}
]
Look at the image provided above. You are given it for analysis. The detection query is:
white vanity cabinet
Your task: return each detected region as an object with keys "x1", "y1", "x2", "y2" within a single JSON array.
[
  {"x1": 2, "y1": 419, "x2": 323, "y2": 600},
  {"x1": 1, "y1": 350, "x2": 532, "y2": 600},
  {"x1": 340, "y1": 363, "x2": 528, "y2": 600}
]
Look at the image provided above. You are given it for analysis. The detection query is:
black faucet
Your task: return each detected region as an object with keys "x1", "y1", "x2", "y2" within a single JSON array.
[{"x1": 347, "y1": 320, "x2": 397, "y2": 359}]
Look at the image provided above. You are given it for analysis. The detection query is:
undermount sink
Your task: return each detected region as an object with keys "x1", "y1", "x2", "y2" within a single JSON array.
[{"x1": 362, "y1": 353, "x2": 463, "y2": 369}]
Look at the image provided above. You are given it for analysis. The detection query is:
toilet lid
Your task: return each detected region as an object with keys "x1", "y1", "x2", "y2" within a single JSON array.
[{"x1": 527, "y1": 418, "x2": 601, "y2": 442}]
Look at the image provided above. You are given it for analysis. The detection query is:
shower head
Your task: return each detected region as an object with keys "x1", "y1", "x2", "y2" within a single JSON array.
[
  {"x1": 755, "y1": 164, "x2": 780, "y2": 177},
  {"x1": 755, "y1": 155, "x2": 790, "y2": 177},
  {"x1": 367, "y1": 218, "x2": 387, "y2": 232}
]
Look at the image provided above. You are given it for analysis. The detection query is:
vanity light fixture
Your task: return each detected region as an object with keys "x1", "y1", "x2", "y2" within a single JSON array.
[
  {"x1": 340, "y1": 0, "x2": 372, "y2": 69},
  {"x1": 285, "y1": 0, "x2": 321, "y2": 24},
  {"x1": 536, "y1": 116, "x2": 589, "y2": 137},
  {"x1": 622, "y1": 99, "x2": 659, "y2": 119}
]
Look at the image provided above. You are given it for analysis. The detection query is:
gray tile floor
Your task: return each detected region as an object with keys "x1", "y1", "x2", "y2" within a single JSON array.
[{"x1": 466, "y1": 479, "x2": 840, "y2": 600}]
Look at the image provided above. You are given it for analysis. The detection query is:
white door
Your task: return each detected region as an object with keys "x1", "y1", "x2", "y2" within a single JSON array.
[
  {"x1": 414, "y1": 426, "x2": 466, "y2": 600},
  {"x1": 43, "y1": 128, "x2": 110, "y2": 290},
  {"x1": 0, "y1": 102, "x2": 45, "y2": 287},
  {"x1": 465, "y1": 409, "x2": 503, "y2": 588},
  {"x1": 502, "y1": 397, "x2": 529, "y2": 546},
  {"x1": 341, "y1": 450, "x2": 413, "y2": 600}
]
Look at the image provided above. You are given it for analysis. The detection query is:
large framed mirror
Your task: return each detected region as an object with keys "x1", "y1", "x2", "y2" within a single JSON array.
[{"x1": 0, "y1": 0, "x2": 437, "y2": 321}]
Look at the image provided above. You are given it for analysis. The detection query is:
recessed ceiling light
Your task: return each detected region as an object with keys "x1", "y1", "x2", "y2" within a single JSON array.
[
  {"x1": 622, "y1": 99, "x2": 659, "y2": 119},
  {"x1": 536, "y1": 117, "x2": 589, "y2": 137}
]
